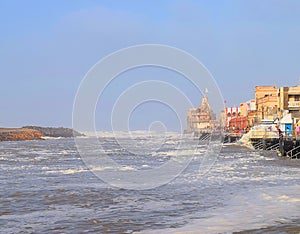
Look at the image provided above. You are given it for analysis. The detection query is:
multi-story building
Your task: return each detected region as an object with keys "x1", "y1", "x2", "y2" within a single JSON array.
[
  {"x1": 240, "y1": 102, "x2": 247, "y2": 117},
  {"x1": 217, "y1": 83, "x2": 300, "y2": 132},
  {"x1": 255, "y1": 85, "x2": 279, "y2": 121},
  {"x1": 279, "y1": 85, "x2": 300, "y2": 120},
  {"x1": 224, "y1": 106, "x2": 240, "y2": 128},
  {"x1": 245, "y1": 99, "x2": 258, "y2": 126}
]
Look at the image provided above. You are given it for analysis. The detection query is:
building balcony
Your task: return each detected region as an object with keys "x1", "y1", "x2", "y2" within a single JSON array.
[
  {"x1": 256, "y1": 95, "x2": 278, "y2": 105},
  {"x1": 288, "y1": 101, "x2": 300, "y2": 108}
]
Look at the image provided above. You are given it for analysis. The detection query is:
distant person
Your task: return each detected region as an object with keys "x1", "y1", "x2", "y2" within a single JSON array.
[
  {"x1": 277, "y1": 126, "x2": 283, "y2": 139},
  {"x1": 276, "y1": 125, "x2": 284, "y2": 155},
  {"x1": 296, "y1": 124, "x2": 300, "y2": 137},
  {"x1": 286, "y1": 126, "x2": 291, "y2": 135}
]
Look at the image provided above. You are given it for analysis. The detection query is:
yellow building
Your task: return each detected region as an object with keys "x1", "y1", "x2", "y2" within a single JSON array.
[
  {"x1": 240, "y1": 102, "x2": 248, "y2": 117},
  {"x1": 255, "y1": 85, "x2": 279, "y2": 121}
]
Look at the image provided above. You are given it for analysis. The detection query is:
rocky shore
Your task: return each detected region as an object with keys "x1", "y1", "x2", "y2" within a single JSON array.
[
  {"x1": 23, "y1": 126, "x2": 84, "y2": 138},
  {"x1": 0, "y1": 126, "x2": 85, "y2": 142},
  {"x1": 0, "y1": 128, "x2": 43, "y2": 141}
]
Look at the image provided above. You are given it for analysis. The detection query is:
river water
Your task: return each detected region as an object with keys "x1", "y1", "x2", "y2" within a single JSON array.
[{"x1": 0, "y1": 132, "x2": 299, "y2": 233}]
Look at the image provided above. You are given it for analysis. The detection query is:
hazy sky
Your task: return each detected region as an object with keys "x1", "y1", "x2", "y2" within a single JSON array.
[{"x1": 1, "y1": 0, "x2": 300, "y2": 130}]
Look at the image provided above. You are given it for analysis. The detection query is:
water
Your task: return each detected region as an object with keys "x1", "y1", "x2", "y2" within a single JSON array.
[{"x1": 0, "y1": 132, "x2": 300, "y2": 233}]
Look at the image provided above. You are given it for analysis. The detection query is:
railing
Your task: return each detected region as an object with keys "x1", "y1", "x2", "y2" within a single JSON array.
[
  {"x1": 199, "y1": 134, "x2": 211, "y2": 141},
  {"x1": 290, "y1": 151, "x2": 300, "y2": 159},
  {"x1": 224, "y1": 128, "x2": 299, "y2": 159},
  {"x1": 286, "y1": 145, "x2": 300, "y2": 159},
  {"x1": 256, "y1": 95, "x2": 278, "y2": 104},
  {"x1": 253, "y1": 140, "x2": 264, "y2": 150},
  {"x1": 266, "y1": 143, "x2": 279, "y2": 151},
  {"x1": 288, "y1": 101, "x2": 300, "y2": 108}
]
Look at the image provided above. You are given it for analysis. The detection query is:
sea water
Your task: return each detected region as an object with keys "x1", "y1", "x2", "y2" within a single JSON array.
[{"x1": 0, "y1": 132, "x2": 299, "y2": 233}]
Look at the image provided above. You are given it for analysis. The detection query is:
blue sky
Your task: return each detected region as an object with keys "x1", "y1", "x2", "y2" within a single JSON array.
[{"x1": 1, "y1": 0, "x2": 300, "y2": 130}]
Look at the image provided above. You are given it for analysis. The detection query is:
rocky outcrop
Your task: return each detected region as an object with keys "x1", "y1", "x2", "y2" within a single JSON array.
[
  {"x1": 0, "y1": 126, "x2": 85, "y2": 142},
  {"x1": 0, "y1": 128, "x2": 43, "y2": 141},
  {"x1": 23, "y1": 126, "x2": 85, "y2": 138}
]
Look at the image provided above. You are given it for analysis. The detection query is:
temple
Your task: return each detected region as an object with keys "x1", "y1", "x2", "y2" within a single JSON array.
[{"x1": 185, "y1": 95, "x2": 216, "y2": 134}]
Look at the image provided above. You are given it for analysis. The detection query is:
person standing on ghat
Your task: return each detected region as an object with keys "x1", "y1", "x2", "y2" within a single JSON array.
[{"x1": 276, "y1": 125, "x2": 284, "y2": 156}]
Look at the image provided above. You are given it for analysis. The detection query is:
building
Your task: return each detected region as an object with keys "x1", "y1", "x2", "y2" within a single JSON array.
[
  {"x1": 229, "y1": 116, "x2": 248, "y2": 130},
  {"x1": 255, "y1": 85, "x2": 278, "y2": 121},
  {"x1": 223, "y1": 100, "x2": 258, "y2": 128},
  {"x1": 279, "y1": 85, "x2": 300, "y2": 120},
  {"x1": 220, "y1": 110, "x2": 226, "y2": 129},
  {"x1": 186, "y1": 96, "x2": 216, "y2": 133},
  {"x1": 240, "y1": 102, "x2": 248, "y2": 117},
  {"x1": 246, "y1": 99, "x2": 256, "y2": 111},
  {"x1": 224, "y1": 106, "x2": 240, "y2": 128},
  {"x1": 218, "y1": 83, "x2": 300, "y2": 134},
  {"x1": 245, "y1": 99, "x2": 258, "y2": 126}
]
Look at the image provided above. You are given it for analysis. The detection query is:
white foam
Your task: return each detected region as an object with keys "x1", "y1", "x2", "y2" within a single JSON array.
[
  {"x1": 142, "y1": 185, "x2": 300, "y2": 234},
  {"x1": 152, "y1": 148, "x2": 207, "y2": 157},
  {"x1": 41, "y1": 136, "x2": 63, "y2": 140},
  {"x1": 81, "y1": 130, "x2": 180, "y2": 138}
]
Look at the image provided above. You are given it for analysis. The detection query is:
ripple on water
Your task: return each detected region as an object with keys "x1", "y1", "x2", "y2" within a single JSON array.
[{"x1": 0, "y1": 137, "x2": 300, "y2": 233}]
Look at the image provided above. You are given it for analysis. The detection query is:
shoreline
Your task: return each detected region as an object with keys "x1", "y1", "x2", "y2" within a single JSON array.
[
  {"x1": 234, "y1": 219, "x2": 300, "y2": 234},
  {"x1": 0, "y1": 126, "x2": 84, "y2": 142},
  {"x1": 0, "y1": 128, "x2": 43, "y2": 141},
  {"x1": 223, "y1": 142, "x2": 300, "y2": 169}
]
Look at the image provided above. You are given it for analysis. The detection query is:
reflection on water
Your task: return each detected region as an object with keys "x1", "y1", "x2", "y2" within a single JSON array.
[{"x1": 0, "y1": 133, "x2": 299, "y2": 233}]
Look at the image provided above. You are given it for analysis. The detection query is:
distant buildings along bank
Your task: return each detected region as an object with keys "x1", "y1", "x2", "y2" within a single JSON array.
[
  {"x1": 223, "y1": 84, "x2": 300, "y2": 134},
  {"x1": 185, "y1": 83, "x2": 300, "y2": 136}
]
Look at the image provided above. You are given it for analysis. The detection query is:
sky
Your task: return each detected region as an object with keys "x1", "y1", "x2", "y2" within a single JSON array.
[{"x1": 1, "y1": 0, "x2": 300, "y2": 130}]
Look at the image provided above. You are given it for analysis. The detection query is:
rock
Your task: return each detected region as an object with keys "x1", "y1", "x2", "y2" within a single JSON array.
[
  {"x1": 23, "y1": 126, "x2": 85, "y2": 138},
  {"x1": 0, "y1": 128, "x2": 43, "y2": 141}
]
